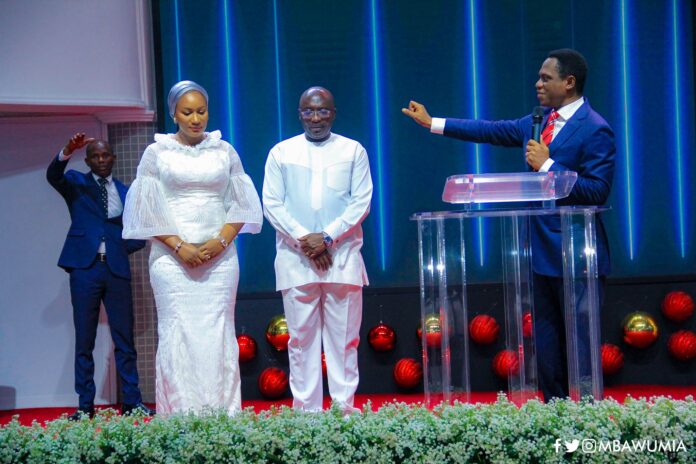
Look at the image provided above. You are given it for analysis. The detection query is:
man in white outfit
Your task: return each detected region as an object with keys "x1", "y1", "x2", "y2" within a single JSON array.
[{"x1": 262, "y1": 86, "x2": 373, "y2": 413}]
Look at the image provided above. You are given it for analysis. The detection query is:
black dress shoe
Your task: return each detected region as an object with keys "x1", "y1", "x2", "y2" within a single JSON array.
[
  {"x1": 121, "y1": 402, "x2": 155, "y2": 416},
  {"x1": 68, "y1": 407, "x2": 95, "y2": 421}
]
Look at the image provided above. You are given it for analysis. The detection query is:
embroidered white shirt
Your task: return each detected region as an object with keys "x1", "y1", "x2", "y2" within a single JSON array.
[{"x1": 262, "y1": 133, "x2": 373, "y2": 291}]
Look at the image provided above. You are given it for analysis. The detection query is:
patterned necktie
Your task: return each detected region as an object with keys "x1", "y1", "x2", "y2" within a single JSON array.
[
  {"x1": 541, "y1": 110, "x2": 559, "y2": 146},
  {"x1": 97, "y1": 177, "x2": 108, "y2": 216}
]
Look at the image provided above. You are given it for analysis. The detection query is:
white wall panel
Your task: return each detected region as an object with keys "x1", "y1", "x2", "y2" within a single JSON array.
[{"x1": 0, "y1": 0, "x2": 154, "y2": 119}]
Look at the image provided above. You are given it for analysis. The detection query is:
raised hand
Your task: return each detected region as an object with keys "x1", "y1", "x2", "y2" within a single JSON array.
[
  {"x1": 63, "y1": 133, "x2": 96, "y2": 157},
  {"x1": 401, "y1": 100, "x2": 433, "y2": 129}
]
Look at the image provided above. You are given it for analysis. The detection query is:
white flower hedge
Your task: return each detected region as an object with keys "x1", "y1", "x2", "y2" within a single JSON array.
[{"x1": 1, "y1": 395, "x2": 694, "y2": 463}]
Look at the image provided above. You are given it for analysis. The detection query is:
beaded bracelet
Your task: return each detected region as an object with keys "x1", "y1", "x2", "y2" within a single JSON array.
[{"x1": 174, "y1": 240, "x2": 184, "y2": 254}]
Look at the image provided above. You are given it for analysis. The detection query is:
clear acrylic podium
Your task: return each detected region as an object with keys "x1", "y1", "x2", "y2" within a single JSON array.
[{"x1": 411, "y1": 172, "x2": 605, "y2": 406}]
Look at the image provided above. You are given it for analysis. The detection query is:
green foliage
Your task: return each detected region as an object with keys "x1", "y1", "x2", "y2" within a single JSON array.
[{"x1": 1, "y1": 395, "x2": 694, "y2": 463}]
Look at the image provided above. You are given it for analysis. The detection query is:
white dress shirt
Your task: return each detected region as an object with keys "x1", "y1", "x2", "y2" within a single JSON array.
[{"x1": 263, "y1": 133, "x2": 373, "y2": 291}]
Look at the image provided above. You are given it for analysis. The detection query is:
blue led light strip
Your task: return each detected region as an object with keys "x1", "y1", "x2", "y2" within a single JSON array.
[
  {"x1": 619, "y1": 0, "x2": 635, "y2": 260},
  {"x1": 273, "y1": 0, "x2": 283, "y2": 141},
  {"x1": 222, "y1": 0, "x2": 236, "y2": 146},
  {"x1": 221, "y1": 0, "x2": 244, "y2": 266},
  {"x1": 369, "y1": 0, "x2": 387, "y2": 271},
  {"x1": 671, "y1": 0, "x2": 686, "y2": 258},
  {"x1": 468, "y1": 0, "x2": 485, "y2": 266},
  {"x1": 173, "y1": 0, "x2": 182, "y2": 81}
]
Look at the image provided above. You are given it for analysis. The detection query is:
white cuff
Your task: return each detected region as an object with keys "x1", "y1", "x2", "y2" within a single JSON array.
[
  {"x1": 539, "y1": 158, "x2": 555, "y2": 172},
  {"x1": 58, "y1": 149, "x2": 71, "y2": 161},
  {"x1": 323, "y1": 221, "x2": 342, "y2": 244},
  {"x1": 430, "y1": 118, "x2": 446, "y2": 135}
]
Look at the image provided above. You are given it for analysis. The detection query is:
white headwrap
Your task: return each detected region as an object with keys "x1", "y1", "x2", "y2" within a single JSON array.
[{"x1": 167, "y1": 80, "x2": 209, "y2": 118}]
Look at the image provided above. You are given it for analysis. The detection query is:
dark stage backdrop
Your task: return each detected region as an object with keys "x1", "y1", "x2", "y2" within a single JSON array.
[{"x1": 154, "y1": 0, "x2": 696, "y2": 293}]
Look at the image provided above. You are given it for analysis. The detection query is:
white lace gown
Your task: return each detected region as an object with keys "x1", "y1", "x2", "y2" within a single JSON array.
[{"x1": 122, "y1": 131, "x2": 262, "y2": 415}]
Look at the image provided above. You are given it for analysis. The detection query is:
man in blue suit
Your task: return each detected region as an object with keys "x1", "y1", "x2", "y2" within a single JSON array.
[
  {"x1": 403, "y1": 49, "x2": 615, "y2": 401},
  {"x1": 47, "y1": 133, "x2": 153, "y2": 419}
]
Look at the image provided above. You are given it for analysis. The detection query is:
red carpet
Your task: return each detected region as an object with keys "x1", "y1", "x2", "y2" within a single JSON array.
[{"x1": 1, "y1": 385, "x2": 692, "y2": 427}]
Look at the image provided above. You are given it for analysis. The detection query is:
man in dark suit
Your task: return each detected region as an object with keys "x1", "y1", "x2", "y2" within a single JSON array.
[
  {"x1": 47, "y1": 133, "x2": 153, "y2": 419},
  {"x1": 402, "y1": 49, "x2": 615, "y2": 401}
]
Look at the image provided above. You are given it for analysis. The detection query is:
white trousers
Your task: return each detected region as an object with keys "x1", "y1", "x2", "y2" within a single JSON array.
[{"x1": 281, "y1": 282, "x2": 362, "y2": 412}]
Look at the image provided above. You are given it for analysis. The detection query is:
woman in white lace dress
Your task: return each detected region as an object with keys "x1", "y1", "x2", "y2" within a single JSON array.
[{"x1": 123, "y1": 81, "x2": 262, "y2": 415}]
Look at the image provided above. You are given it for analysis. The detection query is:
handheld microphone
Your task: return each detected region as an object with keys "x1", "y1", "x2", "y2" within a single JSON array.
[{"x1": 531, "y1": 106, "x2": 544, "y2": 142}]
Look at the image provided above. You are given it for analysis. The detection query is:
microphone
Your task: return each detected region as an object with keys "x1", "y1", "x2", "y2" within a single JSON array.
[{"x1": 531, "y1": 106, "x2": 544, "y2": 142}]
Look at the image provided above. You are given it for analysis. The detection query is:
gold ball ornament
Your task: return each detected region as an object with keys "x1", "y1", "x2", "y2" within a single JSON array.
[
  {"x1": 417, "y1": 313, "x2": 443, "y2": 348},
  {"x1": 622, "y1": 312, "x2": 659, "y2": 348},
  {"x1": 266, "y1": 314, "x2": 290, "y2": 351}
]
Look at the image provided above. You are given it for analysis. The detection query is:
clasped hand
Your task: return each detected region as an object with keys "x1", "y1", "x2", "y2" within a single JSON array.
[
  {"x1": 177, "y1": 239, "x2": 226, "y2": 268},
  {"x1": 299, "y1": 233, "x2": 333, "y2": 272}
]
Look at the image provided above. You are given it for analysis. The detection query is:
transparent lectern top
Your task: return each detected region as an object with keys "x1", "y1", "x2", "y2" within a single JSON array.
[{"x1": 442, "y1": 171, "x2": 577, "y2": 204}]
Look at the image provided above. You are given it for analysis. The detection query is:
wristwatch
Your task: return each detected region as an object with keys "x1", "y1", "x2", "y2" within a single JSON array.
[{"x1": 322, "y1": 232, "x2": 334, "y2": 249}]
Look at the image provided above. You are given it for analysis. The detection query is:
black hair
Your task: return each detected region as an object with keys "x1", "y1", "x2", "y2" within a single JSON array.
[{"x1": 548, "y1": 48, "x2": 588, "y2": 95}]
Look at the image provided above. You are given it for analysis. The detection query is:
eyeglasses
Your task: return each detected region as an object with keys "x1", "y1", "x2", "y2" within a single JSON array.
[{"x1": 299, "y1": 108, "x2": 333, "y2": 119}]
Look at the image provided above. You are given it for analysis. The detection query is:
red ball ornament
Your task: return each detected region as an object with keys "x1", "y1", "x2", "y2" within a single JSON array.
[
  {"x1": 237, "y1": 334, "x2": 257, "y2": 363},
  {"x1": 368, "y1": 322, "x2": 396, "y2": 351},
  {"x1": 321, "y1": 352, "x2": 327, "y2": 378},
  {"x1": 258, "y1": 367, "x2": 289, "y2": 399},
  {"x1": 522, "y1": 312, "x2": 533, "y2": 338},
  {"x1": 667, "y1": 330, "x2": 696, "y2": 361},
  {"x1": 492, "y1": 349, "x2": 520, "y2": 379},
  {"x1": 266, "y1": 314, "x2": 290, "y2": 351},
  {"x1": 393, "y1": 358, "x2": 422, "y2": 389},
  {"x1": 468, "y1": 314, "x2": 499, "y2": 345},
  {"x1": 601, "y1": 343, "x2": 624, "y2": 375},
  {"x1": 661, "y1": 291, "x2": 695, "y2": 322},
  {"x1": 622, "y1": 312, "x2": 659, "y2": 348}
]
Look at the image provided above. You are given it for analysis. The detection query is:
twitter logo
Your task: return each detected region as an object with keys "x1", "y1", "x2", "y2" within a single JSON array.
[{"x1": 564, "y1": 439, "x2": 580, "y2": 453}]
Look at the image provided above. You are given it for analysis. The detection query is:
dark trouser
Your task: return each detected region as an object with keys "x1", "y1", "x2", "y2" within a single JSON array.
[
  {"x1": 533, "y1": 273, "x2": 606, "y2": 402},
  {"x1": 69, "y1": 261, "x2": 142, "y2": 409}
]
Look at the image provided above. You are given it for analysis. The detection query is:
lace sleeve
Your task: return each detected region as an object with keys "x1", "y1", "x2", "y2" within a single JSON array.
[
  {"x1": 223, "y1": 143, "x2": 263, "y2": 234},
  {"x1": 122, "y1": 144, "x2": 179, "y2": 239}
]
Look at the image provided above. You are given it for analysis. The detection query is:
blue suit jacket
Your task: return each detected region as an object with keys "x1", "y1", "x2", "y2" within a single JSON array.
[
  {"x1": 443, "y1": 100, "x2": 615, "y2": 276},
  {"x1": 47, "y1": 156, "x2": 146, "y2": 279}
]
